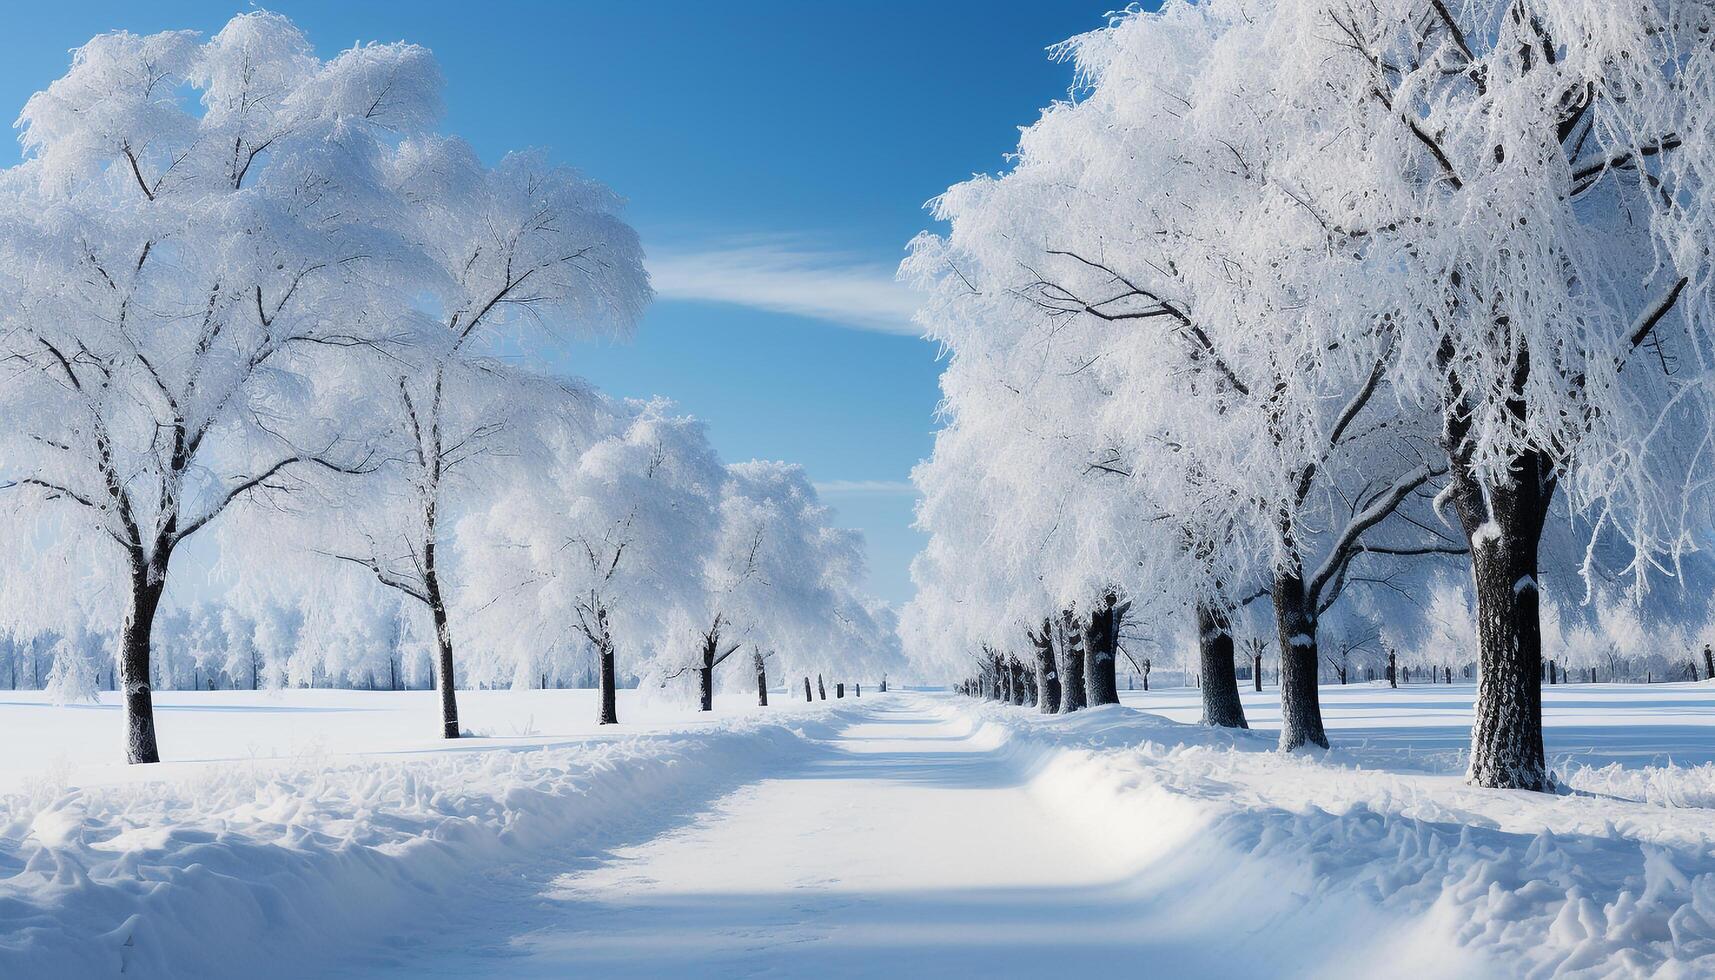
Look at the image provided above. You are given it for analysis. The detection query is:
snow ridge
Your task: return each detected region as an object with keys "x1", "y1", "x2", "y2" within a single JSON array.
[
  {"x1": 932, "y1": 696, "x2": 1715, "y2": 977},
  {"x1": 0, "y1": 709, "x2": 852, "y2": 978}
]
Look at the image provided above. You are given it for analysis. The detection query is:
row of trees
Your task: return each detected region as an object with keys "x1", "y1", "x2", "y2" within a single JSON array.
[
  {"x1": 0, "y1": 13, "x2": 896, "y2": 764},
  {"x1": 902, "y1": 0, "x2": 1715, "y2": 790}
]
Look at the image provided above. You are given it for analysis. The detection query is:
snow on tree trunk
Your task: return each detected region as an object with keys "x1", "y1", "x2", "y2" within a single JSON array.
[
  {"x1": 804, "y1": 676, "x2": 813, "y2": 702},
  {"x1": 698, "y1": 641, "x2": 715, "y2": 713},
  {"x1": 1057, "y1": 611, "x2": 1087, "y2": 713},
  {"x1": 1083, "y1": 597, "x2": 1120, "y2": 707},
  {"x1": 121, "y1": 565, "x2": 165, "y2": 765},
  {"x1": 1441, "y1": 383, "x2": 1552, "y2": 791},
  {"x1": 1197, "y1": 603, "x2": 1247, "y2": 730},
  {"x1": 1031, "y1": 620, "x2": 1060, "y2": 714},
  {"x1": 755, "y1": 651, "x2": 768, "y2": 707},
  {"x1": 817, "y1": 674, "x2": 826, "y2": 700},
  {"x1": 1459, "y1": 484, "x2": 1550, "y2": 789},
  {"x1": 1273, "y1": 571, "x2": 1328, "y2": 751},
  {"x1": 427, "y1": 574, "x2": 460, "y2": 740},
  {"x1": 598, "y1": 637, "x2": 619, "y2": 725}
]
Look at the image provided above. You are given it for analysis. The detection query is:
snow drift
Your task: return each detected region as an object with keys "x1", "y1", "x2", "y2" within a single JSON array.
[
  {"x1": 931, "y1": 695, "x2": 1715, "y2": 978},
  {"x1": 0, "y1": 705, "x2": 856, "y2": 978}
]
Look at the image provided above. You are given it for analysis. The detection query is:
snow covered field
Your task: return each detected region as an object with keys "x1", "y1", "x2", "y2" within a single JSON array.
[{"x1": 5, "y1": 684, "x2": 1715, "y2": 977}]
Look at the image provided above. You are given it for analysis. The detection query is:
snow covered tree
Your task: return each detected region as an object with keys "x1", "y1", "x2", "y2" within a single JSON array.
[
  {"x1": 460, "y1": 396, "x2": 723, "y2": 723},
  {"x1": 1270, "y1": 0, "x2": 1715, "y2": 787},
  {"x1": 294, "y1": 70, "x2": 646, "y2": 740},
  {"x1": 0, "y1": 14, "x2": 445, "y2": 762},
  {"x1": 904, "y1": 0, "x2": 1715, "y2": 790}
]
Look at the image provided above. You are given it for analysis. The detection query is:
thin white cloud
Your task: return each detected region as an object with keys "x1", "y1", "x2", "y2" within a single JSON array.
[
  {"x1": 648, "y1": 241, "x2": 923, "y2": 336},
  {"x1": 813, "y1": 480, "x2": 919, "y2": 496}
]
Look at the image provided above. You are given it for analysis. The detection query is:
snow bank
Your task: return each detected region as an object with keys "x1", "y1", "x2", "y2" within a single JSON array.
[
  {"x1": 0, "y1": 703, "x2": 856, "y2": 979},
  {"x1": 930, "y1": 697, "x2": 1715, "y2": 978}
]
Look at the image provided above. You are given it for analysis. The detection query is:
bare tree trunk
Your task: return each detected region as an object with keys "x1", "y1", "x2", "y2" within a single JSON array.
[
  {"x1": 804, "y1": 676, "x2": 813, "y2": 702},
  {"x1": 836, "y1": 683, "x2": 845, "y2": 698},
  {"x1": 1030, "y1": 620, "x2": 1060, "y2": 714},
  {"x1": 1273, "y1": 571, "x2": 1328, "y2": 751},
  {"x1": 598, "y1": 636, "x2": 619, "y2": 725},
  {"x1": 1704, "y1": 645, "x2": 1713, "y2": 681},
  {"x1": 697, "y1": 633, "x2": 716, "y2": 712},
  {"x1": 817, "y1": 674, "x2": 826, "y2": 700},
  {"x1": 1083, "y1": 595, "x2": 1121, "y2": 706},
  {"x1": 428, "y1": 610, "x2": 456, "y2": 741},
  {"x1": 1466, "y1": 513, "x2": 1546, "y2": 787},
  {"x1": 1197, "y1": 603, "x2": 1248, "y2": 729},
  {"x1": 1439, "y1": 431, "x2": 1551, "y2": 789},
  {"x1": 427, "y1": 576, "x2": 460, "y2": 739},
  {"x1": 1058, "y1": 611, "x2": 1087, "y2": 713},
  {"x1": 121, "y1": 561, "x2": 164, "y2": 765},
  {"x1": 755, "y1": 651, "x2": 768, "y2": 706}
]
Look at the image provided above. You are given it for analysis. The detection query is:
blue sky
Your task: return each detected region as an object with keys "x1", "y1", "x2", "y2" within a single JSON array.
[{"x1": 0, "y1": 1, "x2": 1123, "y2": 604}]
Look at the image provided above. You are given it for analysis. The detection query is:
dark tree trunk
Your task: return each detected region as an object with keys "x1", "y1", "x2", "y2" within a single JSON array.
[
  {"x1": 1196, "y1": 603, "x2": 1248, "y2": 729},
  {"x1": 121, "y1": 565, "x2": 165, "y2": 765},
  {"x1": 997, "y1": 651, "x2": 1012, "y2": 703},
  {"x1": 1083, "y1": 596, "x2": 1121, "y2": 706},
  {"x1": 1058, "y1": 612, "x2": 1087, "y2": 713},
  {"x1": 755, "y1": 651, "x2": 768, "y2": 706},
  {"x1": 836, "y1": 683, "x2": 844, "y2": 698},
  {"x1": 1009, "y1": 658, "x2": 1027, "y2": 706},
  {"x1": 1704, "y1": 646, "x2": 1714, "y2": 681},
  {"x1": 804, "y1": 676, "x2": 813, "y2": 702},
  {"x1": 854, "y1": 683, "x2": 860, "y2": 697},
  {"x1": 423, "y1": 557, "x2": 461, "y2": 739},
  {"x1": 1387, "y1": 651, "x2": 1397, "y2": 689},
  {"x1": 1273, "y1": 571, "x2": 1328, "y2": 751},
  {"x1": 817, "y1": 674, "x2": 826, "y2": 700},
  {"x1": 1254, "y1": 652, "x2": 1263, "y2": 692},
  {"x1": 597, "y1": 637, "x2": 619, "y2": 725},
  {"x1": 880, "y1": 674, "x2": 888, "y2": 693},
  {"x1": 1030, "y1": 621, "x2": 1060, "y2": 714},
  {"x1": 1440, "y1": 429, "x2": 1551, "y2": 789},
  {"x1": 697, "y1": 631, "x2": 717, "y2": 712}
]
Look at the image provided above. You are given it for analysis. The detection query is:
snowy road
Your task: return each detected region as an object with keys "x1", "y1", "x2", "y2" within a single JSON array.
[
  {"x1": 379, "y1": 697, "x2": 1223, "y2": 978},
  {"x1": 20, "y1": 688, "x2": 1703, "y2": 976}
]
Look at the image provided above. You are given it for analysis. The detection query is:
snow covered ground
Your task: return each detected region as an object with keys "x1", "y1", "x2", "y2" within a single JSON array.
[{"x1": 5, "y1": 683, "x2": 1715, "y2": 977}]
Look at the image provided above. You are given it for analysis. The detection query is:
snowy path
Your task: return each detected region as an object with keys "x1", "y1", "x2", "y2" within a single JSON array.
[{"x1": 377, "y1": 697, "x2": 1221, "y2": 978}]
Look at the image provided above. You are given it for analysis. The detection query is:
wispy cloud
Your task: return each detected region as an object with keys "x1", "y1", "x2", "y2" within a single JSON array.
[
  {"x1": 648, "y1": 240, "x2": 923, "y2": 336},
  {"x1": 813, "y1": 480, "x2": 919, "y2": 496}
]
